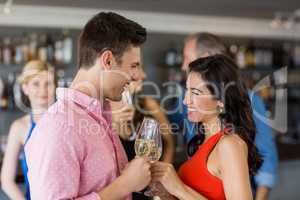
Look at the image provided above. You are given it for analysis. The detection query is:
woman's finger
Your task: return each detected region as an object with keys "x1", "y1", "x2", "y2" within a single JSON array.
[
  {"x1": 151, "y1": 161, "x2": 167, "y2": 168},
  {"x1": 151, "y1": 170, "x2": 165, "y2": 175},
  {"x1": 151, "y1": 175, "x2": 162, "y2": 182},
  {"x1": 151, "y1": 172, "x2": 166, "y2": 180},
  {"x1": 150, "y1": 167, "x2": 166, "y2": 174},
  {"x1": 115, "y1": 113, "x2": 133, "y2": 121},
  {"x1": 150, "y1": 163, "x2": 168, "y2": 172},
  {"x1": 118, "y1": 112, "x2": 132, "y2": 118}
]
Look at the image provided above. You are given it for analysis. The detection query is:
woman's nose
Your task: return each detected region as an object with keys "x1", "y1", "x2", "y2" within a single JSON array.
[
  {"x1": 41, "y1": 84, "x2": 48, "y2": 94},
  {"x1": 183, "y1": 91, "x2": 191, "y2": 106}
]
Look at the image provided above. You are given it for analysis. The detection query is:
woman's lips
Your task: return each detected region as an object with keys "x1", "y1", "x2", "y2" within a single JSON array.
[
  {"x1": 187, "y1": 108, "x2": 197, "y2": 117},
  {"x1": 187, "y1": 108, "x2": 197, "y2": 112}
]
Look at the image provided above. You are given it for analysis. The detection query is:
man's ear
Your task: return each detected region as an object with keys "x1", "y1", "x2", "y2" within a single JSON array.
[{"x1": 97, "y1": 50, "x2": 114, "y2": 70}]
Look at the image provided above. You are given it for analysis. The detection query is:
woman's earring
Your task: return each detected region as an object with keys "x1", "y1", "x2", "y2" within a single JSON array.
[{"x1": 218, "y1": 106, "x2": 225, "y2": 114}]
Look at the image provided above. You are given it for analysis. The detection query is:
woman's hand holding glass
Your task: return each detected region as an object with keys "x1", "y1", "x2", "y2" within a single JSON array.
[
  {"x1": 151, "y1": 162, "x2": 186, "y2": 198},
  {"x1": 111, "y1": 89, "x2": 135, "y2": 139}
]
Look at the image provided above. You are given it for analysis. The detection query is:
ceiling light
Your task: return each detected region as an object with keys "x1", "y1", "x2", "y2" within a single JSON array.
[
  {"x1": 3, "y1": 0, "x2": 13, "y2": 15},
  {"x1": 271, "y1": 10, "x2": 300, "y2": 29},
  {"x1": 270, "y1": 13, "x2": 284, "y2": 29}
]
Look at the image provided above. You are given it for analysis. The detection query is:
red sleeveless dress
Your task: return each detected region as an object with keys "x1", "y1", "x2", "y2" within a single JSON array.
[{"x1": 178, "y1": 131, "x2": 226, "y2": 200}]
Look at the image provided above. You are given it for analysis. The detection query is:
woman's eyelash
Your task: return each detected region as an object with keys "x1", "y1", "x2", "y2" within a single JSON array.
[{"x1": 186, "y1": 88, "x2": 203, "y2": 95}]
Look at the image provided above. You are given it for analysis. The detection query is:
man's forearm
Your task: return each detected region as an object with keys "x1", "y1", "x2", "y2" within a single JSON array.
[{"x1": 98, "y1": 175, "x2": 132, "y2": 200}]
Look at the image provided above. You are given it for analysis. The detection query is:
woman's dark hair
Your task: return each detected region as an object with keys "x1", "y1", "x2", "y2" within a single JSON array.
[{"x1": 187, "y1": 54, "x2": 262, "y2": 175}]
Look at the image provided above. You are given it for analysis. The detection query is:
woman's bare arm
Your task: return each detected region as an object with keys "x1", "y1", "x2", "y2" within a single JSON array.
[
  {"x1": 217, "y1": 134, "x2": 253, "y2": 200},
  {"x1": 1, "y1": 119, "x2": 27, "y2": 200}
]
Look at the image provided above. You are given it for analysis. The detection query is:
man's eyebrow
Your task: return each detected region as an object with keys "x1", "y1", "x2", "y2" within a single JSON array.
[
  {"x1": 131, "y1": 62, "x2": 141, "y2": 65},
  {"x1": 131, "y1": 62, "x2": 140, "y2": 66}
]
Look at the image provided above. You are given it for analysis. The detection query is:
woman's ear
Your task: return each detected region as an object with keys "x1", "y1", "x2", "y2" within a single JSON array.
[
  {"x1": 217, "y1": 101, "x2": 224, "y2": 108},
  {"x1": 217, "y1": 101, "x2": 225, "y2": 114}
]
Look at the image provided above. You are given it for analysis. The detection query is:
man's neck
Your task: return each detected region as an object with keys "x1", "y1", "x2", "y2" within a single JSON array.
[{"x1": 70, "y1": 68, "x2": 103, "y2": 100}]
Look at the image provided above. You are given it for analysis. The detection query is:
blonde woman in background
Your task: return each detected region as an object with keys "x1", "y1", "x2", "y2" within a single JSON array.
[{"x1": 1, "y1": 60, "x2": 56, "y2": 200}]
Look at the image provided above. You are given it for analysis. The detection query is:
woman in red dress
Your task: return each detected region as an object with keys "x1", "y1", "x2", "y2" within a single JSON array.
[{"x1": 151, "y1": 54, "x2": 262, "y2": 200}]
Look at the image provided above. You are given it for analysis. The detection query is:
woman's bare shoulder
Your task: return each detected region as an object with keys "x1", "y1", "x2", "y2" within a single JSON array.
[
  {"x1": 9, "y1": 115, "x2": 30, "y2": 134},
  {"x1": 217, "y1": 133, "x2": 248, "y2": 155},
  {"x1": 144, "y1": 97, "x2": 160, "y2": 109}
]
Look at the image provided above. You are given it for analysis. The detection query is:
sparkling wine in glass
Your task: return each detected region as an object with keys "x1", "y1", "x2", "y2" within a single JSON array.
[
  {"x1": 134, "y1": 118, "x2": 162, "y2": 160},
  {"x1": 134, "y1": 117, "x2": 163, "y2": 197}
]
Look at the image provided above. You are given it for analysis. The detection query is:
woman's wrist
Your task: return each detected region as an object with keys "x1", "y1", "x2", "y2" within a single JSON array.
[{"x1": 174, "y1": 182, "x2": 189, "y2": 200}]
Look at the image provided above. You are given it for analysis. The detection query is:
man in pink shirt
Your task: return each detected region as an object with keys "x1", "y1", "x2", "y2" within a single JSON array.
[{"x1": 25, "y1": 12, "x2": 151, "y2": 200}]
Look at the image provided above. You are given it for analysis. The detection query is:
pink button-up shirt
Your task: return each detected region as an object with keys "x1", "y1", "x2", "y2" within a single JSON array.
[{"x1": 25, "y1": 88, "x2": 130, "y2": 200}]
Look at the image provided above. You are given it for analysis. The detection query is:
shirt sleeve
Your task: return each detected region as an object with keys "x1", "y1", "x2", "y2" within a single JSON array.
[
  {"x1": 25, "y1": 120, "x2": 101, "y2": 200},
  {"x1": 250, "y1": 91, "x2": 279, "y2": 188}
]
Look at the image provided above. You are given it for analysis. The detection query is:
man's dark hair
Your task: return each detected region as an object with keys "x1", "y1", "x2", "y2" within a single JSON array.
[
  {"x1": 187, "y1": 32, "x2": 226, "y2": 56},
  {"x1": 78, "y1": 12, "x2": 147, "y2": 68}
]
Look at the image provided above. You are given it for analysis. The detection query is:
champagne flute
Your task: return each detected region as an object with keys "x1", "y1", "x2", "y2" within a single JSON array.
[{"x1": 134, "y1": 117, "x2": 163, "y2": 196}]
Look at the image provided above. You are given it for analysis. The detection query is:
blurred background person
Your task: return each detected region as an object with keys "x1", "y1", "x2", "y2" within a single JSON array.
[
  {"x1": 1, "y1": 60, "x2": 56, "y2": 200},
  {"x1": 110, "y1": 65, "x2": 175, "y2": 200},
  {"x1": 169, "y1": 32, "x2": 278, "y2": 200}
]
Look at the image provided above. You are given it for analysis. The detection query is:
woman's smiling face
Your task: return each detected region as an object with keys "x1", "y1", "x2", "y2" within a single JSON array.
[{"x1": 183, "y1": 72, "x2": 219, "y2": 123}]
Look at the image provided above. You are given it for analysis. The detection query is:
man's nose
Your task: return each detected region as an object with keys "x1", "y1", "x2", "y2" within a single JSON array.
[{"x1": 130, "y1": 71, "x2": 139, "y2": 81}]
